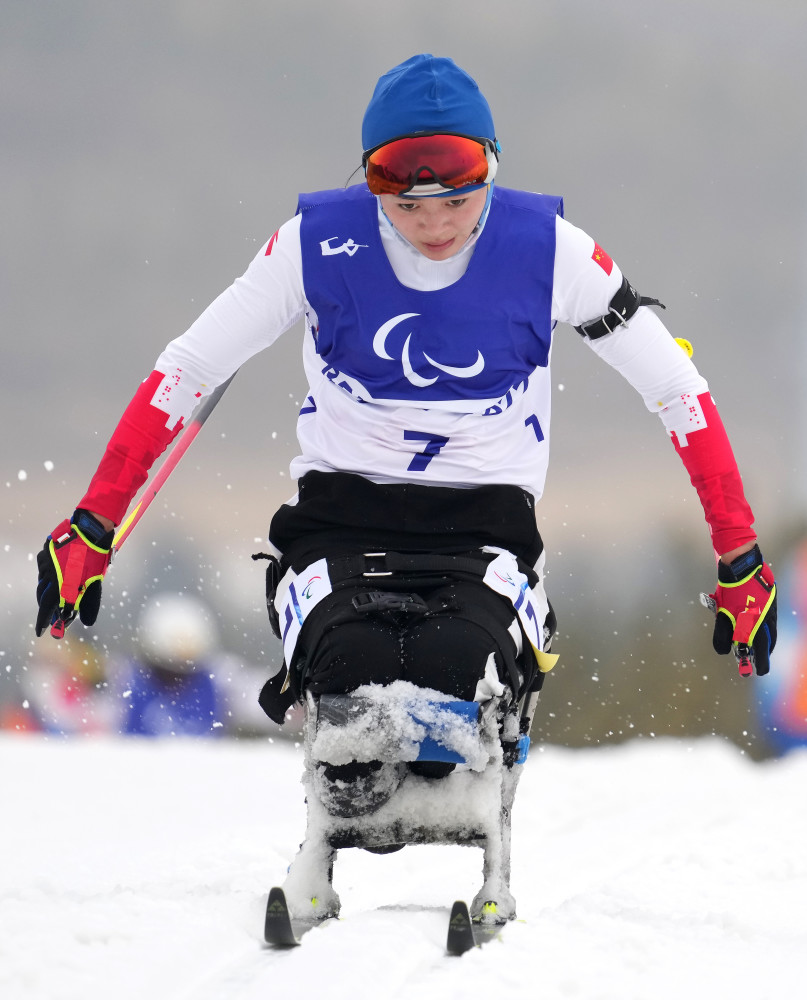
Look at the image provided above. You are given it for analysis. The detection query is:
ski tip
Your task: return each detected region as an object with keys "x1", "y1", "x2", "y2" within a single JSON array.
[
  {"x1": 265, "y1": 887, "x2": 289, "y2": 920},
  {"x1": 264, "y1": 887, "x2": 298, "y2": 947},
  {"x1": 264, "y1": 886, "x2": 338, "y2": 947},
  {"x1": 447, "y1": 900, "x2": 475, "y2": 956}
]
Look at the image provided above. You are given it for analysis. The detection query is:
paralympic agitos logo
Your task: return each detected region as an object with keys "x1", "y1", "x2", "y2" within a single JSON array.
[{"x1": 372, "y1": 313, "x2": 485, "y2": 388}]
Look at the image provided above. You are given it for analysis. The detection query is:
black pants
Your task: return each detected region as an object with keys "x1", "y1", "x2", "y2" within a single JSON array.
[{"x1": 294, "y1": 578, "x2": 521, "y2": 701}]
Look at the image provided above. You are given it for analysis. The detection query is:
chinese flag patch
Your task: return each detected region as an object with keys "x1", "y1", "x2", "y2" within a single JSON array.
[
  {"x1": 265, "y1": 230, "x2": 279, "y2": 256},
  {"x1": 591, "y1": 243, "x2": 613, "y2": 275}
]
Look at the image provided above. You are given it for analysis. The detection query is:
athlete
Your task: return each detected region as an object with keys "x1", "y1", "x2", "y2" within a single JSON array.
[{"x1": 35, "y1": 55, "x2": 777, "y2": 749}]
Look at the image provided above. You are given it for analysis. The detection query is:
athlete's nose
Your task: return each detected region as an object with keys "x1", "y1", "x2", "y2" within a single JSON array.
[{"x1": 420, "y1": 215, "x2": 451, "y2": 241}]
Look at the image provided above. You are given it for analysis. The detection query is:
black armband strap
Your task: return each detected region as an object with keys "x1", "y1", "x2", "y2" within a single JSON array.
[{"x1": 575, "y1": 275, "x2": 665, "y2": 341}]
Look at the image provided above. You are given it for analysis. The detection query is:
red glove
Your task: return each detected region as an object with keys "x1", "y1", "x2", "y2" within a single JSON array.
[
  {"x1": 35, "y1": 509, "x2": 115, "y2": 638},
  {"x1": 704, "y1": 545, "x2": 777, "y2": 676}
]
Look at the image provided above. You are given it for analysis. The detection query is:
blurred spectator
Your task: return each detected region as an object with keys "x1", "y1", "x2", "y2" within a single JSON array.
[
  {"x1": 111, "y1": 593, "x2": 222, "y2": 736},
  {"x1": 110, "y1": 592, "x2": 284, "y2": 737},
  {"x1": 1, "y1": 643, "x2": 114, "y2": 735},
  {"x1": 1, "y1": 593, "x2": 296, "y2": 739}
]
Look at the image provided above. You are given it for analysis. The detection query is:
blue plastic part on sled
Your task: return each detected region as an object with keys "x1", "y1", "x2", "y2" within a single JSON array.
[
  {"x1": 316, "y1": 693, "x2": 485, "y2": 765},
  {"x1": 416, "y1": 735, "x2": 465, "y2": 764},
  {"x1": 515, "y1": 733, "x2": 530, "y2": 764},
  {"x1": 411, "y1": 700, "x2": 481, "y2": 764}
]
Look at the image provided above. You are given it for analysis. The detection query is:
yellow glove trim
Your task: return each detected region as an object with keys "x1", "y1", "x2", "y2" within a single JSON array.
[{"x1": 72, "y1": 524, "x2": 112, "y2": 554}]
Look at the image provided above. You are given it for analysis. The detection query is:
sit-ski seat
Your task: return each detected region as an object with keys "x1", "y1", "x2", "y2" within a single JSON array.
[{"x1": 281, "y1": 680, "x2": 532, "y2": 925}]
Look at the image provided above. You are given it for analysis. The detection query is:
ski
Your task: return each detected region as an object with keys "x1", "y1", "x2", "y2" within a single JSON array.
[
  {"x1": 263, "y1": 887, "x2": 334, "y2": 947},
  {"x1": 265, "y1": 887, "x2": 504, "y2": 952},
  {"x1": 446, "y1": 900, "x2": 505, "y2": 955}
]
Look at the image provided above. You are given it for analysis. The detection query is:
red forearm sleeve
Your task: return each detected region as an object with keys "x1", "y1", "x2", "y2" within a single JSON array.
[
  {"x1": 668, "y1": 391, "x2": 757, "y2": 557},
  {"x1": 77, "y1": 370, "x2": 184, "y2": 525}
]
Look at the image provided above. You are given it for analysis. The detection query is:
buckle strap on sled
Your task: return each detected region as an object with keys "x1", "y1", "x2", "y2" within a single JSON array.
[
  {"x1": 326, "y1": 550, "x2": 538, "y2": 588},
  {"x1": 351, "y1": 591, "x2": 429, "y2": 616},
  {"x1": 575, "y1": 275, "x2": 665, "y2": 341}
]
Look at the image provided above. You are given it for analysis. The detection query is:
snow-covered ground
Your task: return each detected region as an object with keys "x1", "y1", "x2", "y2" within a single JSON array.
[{"x1": 2, "y1": 734, "x2": 804, "y2": 999}]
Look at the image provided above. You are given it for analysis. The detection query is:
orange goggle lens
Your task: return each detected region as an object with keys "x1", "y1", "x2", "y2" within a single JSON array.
[{"x1": 363, "y1": 134, "x2": 497, "y2": 196}]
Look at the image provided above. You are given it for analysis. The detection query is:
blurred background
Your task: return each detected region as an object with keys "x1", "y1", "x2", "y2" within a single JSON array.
[{"x1": 2, "y1": 0, "x2": 805, "y2": 755}]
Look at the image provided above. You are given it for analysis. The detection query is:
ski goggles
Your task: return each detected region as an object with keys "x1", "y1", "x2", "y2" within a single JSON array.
[{"x1": 362, "y1": 133, "x2": 498, "y2": 197}]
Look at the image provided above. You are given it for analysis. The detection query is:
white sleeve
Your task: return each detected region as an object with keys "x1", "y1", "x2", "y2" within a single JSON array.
[
  {"x1": 552, "y1": 215, "x2": 708, "y2": 414},
  {"x1": 154, "y1": 214, "x2": 305, "y2": 394},
  {"x1": 552, "y1": 215, "x2": 623, "y2": 326}
]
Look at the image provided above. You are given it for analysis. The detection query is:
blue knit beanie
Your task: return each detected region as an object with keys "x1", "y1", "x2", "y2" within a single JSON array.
[{"x1": 361, "y1": 54, "x2": 496, "y2": 152}]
